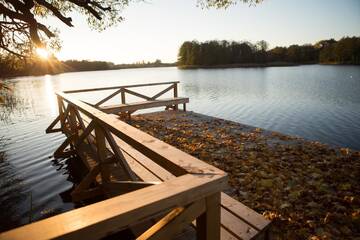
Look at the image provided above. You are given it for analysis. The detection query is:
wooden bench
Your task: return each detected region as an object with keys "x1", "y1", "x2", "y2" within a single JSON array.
[
  {"x1": 64, "y1": 81, "x2": 189, "y2": 117},
  {"x1": 109, "y1": 128, "x2": 271, "y2": 239},
  {"x1": 100, "y1": 97, "x2": 189, "y2": 115}
]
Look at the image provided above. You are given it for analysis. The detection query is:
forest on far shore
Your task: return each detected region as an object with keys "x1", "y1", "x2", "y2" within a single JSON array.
[
  {"x1": 0, "y1": 58, "x2": 174, "y2": 78},
  {"x1": 177, "y1": 36, "x2": 360, "y2": 67}
]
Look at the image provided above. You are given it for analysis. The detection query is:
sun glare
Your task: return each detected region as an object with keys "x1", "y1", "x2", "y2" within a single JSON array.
[{"x1": 36, "y1": 48, "x2": 49, "y2": 59}]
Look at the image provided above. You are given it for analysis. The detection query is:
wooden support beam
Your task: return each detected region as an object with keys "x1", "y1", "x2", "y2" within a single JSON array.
[
  {"x1": 54, "y1": 134, "x2": 76, "y2": 158},
  {"x1": 63, "y1": 81, "x2": 180, "y2": 94},
  {"x1": 196, "y1": 193, "x2": 221, "y2": 240},
  {"x1": 173, "y1": 83, "x2": 178, "y2": 98},
  {"x1": 95, "y1": 89, "x2": 123, "y2": 107},
  {"x1": 71, "y1": 165, "x2": 101, "y2": 202},
  {"x1": 124, "y1": 88, "x2": 152, "y2": 101},
  {"x1": 68, "y1": 106, "x2": 79, "y2": 143},
  {"x1": 74, "y1": 121, "x2": 95, "y2": 148},
  {"x1": 56, "y1": 92, "x2": 223, "y2": 177},
  {"x1": 100, "y1": 97, "x2": 189, "y2": 115},
  {"x1": 95, "y1": 124, "x2": 111, "y2": 183},
  {"x1": 137, "y1": 199, "x2": 206, "y2": 240},
  {"x1": 46, "y1": 115, "x2": 61, "y2": 133},
  {"x1": 102, "y1": 127, "x2": 137, "y2": 181},
  {"x1": 121, "y1": 88, "x2": 126, "y2": 104},
  {"x1": 150, "y1": 84, "x2": 174, "y2": 100}
]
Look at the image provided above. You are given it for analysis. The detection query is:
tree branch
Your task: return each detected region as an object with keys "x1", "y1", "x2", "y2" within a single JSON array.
[{"x1": 34, "y1": 0, "x2": 73, "y2": 27}]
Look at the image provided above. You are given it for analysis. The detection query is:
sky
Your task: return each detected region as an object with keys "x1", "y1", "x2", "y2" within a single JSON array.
[{"x1": 50, "y1": 0, "x2": 360, "y2": 63}]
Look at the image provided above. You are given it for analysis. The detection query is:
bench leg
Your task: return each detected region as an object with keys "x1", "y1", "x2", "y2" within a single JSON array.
[
  {"x1": 183, "y1": 103, "x2": 186, "y2": 112},
  {"x1": 196, "y1": 192, "x2": 221, "y2": 240}
]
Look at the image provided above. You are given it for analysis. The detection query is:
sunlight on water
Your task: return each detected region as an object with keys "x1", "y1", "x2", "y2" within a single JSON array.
[
  {"x1": 0, "y1": 65, "x2": 359, "y2": 231},
  {"x1": 44, "y1": 75, "x2": 57, "y2": 117}
]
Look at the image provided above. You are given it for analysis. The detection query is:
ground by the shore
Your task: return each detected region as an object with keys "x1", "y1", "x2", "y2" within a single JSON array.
[{"x1": 128, "y1": 111, "x2": 360, "y2": 240}]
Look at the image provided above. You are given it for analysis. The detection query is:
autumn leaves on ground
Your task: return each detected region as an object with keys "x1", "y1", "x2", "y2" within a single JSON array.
[{"x1": 129, "y1": 111, "x2": 360, "y2": 240}]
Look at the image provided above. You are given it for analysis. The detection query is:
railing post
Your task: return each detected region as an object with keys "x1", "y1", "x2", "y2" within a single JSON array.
[
  {"x1": 196, "y1": 192, "x2": 221, "y2": 240},
  {"x1": 57, "y1": 96, "x2": 65, "y2": 131},
  {"x1": 95, "y1": 124, "x2": 110, "y2": 183},
  {"x1": 121, "y1": 88, "x2": 126, "y2": 104},
  {"x1": 173, "y1": 83, "x2": 178, "y2": 110},
  {"x1": 68, "y1": 105, "x2": 79, "y2": 142},
  {"x1": 173, "y1": 83, "x2": 178, "y2": 98}
]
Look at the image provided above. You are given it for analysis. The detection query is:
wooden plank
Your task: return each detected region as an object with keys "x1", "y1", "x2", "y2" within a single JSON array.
[
  {"x1": 0, "y1": 173, "x2": 227, "y2": 240},
  {"x1": 57, "y1": 91, "x2": 224, "y2": 177},
  {"x1": 100, "y1": 97, "x2": 189, "y2": 114},
  {"x1": 138, "y1": 199, "x2": 205, "y2": 240},
  {"x1": 196, "y1": 193, "x2": 221, "y2": 240},
  {"x1": 102, "y1": 181, "x2": 159, "y2": 197},
  {"x1": 110, "y1": 133, "x2": 175, "y2": 182},
  {"x1": 114, "y1": 147, "x2": 161, "y2": 182},
  {"x1": 220, "y1": 228, "x2": 238, "y2": 240},
  {"x1": 220, "y1": 208, "x2": 258, "y2": 240},
  {"x1": 221, "y1": 193, "x2": 271, "y2": 232},
  {"x1": 63, "y1": 81, "x2": 180, "y2": 93}
]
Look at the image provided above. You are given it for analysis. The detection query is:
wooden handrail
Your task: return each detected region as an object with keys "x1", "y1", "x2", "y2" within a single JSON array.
[
  {"x1": 56, "y1": 92, "x2": 217, "y2": 177},
  {"x1": 3, "y1": 88, "x2": 226, "y2": 240},
  {"x1": 63, "y1": 81, "x2": 180, "y2": 93},
  {"x1": 0, "y1": 174, "x2": 227, "y2": 240}
]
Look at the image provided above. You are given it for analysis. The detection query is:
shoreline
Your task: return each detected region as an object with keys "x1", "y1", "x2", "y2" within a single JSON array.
[
  {"x1": 0, "y1": 64, "x2": 176, "y2": 79},
  {"x1": 178, "y1": 62, "x2": 307, "y2": 69},
  {"x1": 177, "y1": 62, "x2": 360, "y2": 69},
  {"x1": 128, "y1": 111, "x2": 360, "y2": 239}
]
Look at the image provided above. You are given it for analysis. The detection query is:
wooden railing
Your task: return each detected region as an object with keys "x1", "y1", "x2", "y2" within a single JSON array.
[
  {"x1": 64, "y1": 81, "x2": 180, "y2": 107},
  {"x1": 0, "y1": 89, "x2": 227, "y2": 240}
]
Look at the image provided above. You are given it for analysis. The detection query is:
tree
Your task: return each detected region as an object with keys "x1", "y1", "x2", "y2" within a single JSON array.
[{"x1": 0, "y1": 0, "x2": 262, "y2": 58}]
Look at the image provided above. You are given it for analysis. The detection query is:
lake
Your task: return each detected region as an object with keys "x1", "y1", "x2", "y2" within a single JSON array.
[{"x1": 0, "y1": 64, "x2": 359, "y2": 231}]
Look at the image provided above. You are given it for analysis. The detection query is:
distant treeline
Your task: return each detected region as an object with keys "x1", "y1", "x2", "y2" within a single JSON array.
[
  {"x1": 178, "y1": 36, "x2": 360, "y2": 67},
  {"x1": 0, "y1": 57, "x2": 175, "y2": 78}
]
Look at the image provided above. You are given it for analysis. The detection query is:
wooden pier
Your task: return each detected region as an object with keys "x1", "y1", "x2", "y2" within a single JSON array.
[{"x1": 0, "y1": 82, "x2": 270, "y2": 240}]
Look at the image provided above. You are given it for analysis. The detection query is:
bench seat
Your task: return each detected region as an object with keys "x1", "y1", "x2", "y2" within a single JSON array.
[{"x1": 100, "y1": 97, "x2": 189, "y2": 114}]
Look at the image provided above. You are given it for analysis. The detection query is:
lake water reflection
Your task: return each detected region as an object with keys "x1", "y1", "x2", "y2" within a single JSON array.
[{"x1": 0, "y1": 64, "x2": 359, "y2": 231}]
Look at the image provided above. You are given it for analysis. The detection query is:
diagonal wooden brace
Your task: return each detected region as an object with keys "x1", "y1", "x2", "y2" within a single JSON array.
[
  {"x1": 137, "y1": 199, "x2": 206, "y2": 240},
  {"x1": 71, "y1": 164, "x2": 102, "y2": 202},
  {"x1": 102, "y1": 126, "x2": 138, "y2": 181},
  {"x1": 54, "y1": 134, "x2": 76, "y2": 158}
]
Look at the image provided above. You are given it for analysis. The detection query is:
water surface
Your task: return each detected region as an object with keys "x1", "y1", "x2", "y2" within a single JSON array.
[{"x1": 0, "y1": 65, "x2": 359, "y2": 231}]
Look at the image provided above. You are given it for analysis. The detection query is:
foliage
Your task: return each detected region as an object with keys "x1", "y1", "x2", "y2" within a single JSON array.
[
  {"x1": 0, "y1": 0, "x2": 261, "y2": 58},
  {"x1": 130, "y1": 111, "x2": 360, "y2": 240},
  {"x1": 0, "y1": 54, "x2": 175, "y2": 77},
  {"x1": 178, "y1": 37, "x2": 360, "y2": 67}
]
